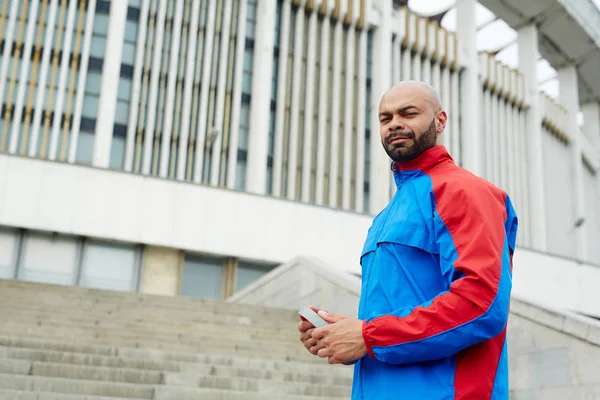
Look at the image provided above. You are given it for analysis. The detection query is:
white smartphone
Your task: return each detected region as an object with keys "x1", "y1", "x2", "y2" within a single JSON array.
[{"x1": 298, "y1": 306, "x2": 328, "y2": 328}]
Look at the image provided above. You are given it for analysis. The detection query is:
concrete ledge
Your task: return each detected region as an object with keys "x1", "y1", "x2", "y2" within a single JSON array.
[{"x1": 510, "y1": 296, "x2": 600, "y2": 347}]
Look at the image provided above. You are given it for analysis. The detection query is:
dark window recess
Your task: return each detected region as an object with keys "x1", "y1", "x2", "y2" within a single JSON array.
[
  {"x1": 270, "y1": 100, "x2": 276, "y2": 111},
  {"x1": 241, "y1": 93, "x2": 251, "y2": 104},
  {"x1": 267, "y1": 155, "x2": 273, "y2": 168},
  {"x1": 96, "y1": 0, "x2": 111, "y2": 13},
  {"x1": 273, "y1": 47, "x2": 279, "y2": 58},
  {"x1": 245, "y1": 38, "x2": 254, "y2": 50},
  {"x1": 120, "y1": 64, "x2": 134, "y2": 78},
  {"x1": 237, "y1": 149, "x2": 248, "y2": 162},
  {"x1": 113, "y1": 124, "x2": 127, "y2": 138},
  {"x1": 80, "y1": 117, "x2": 97, "y2": 132},
  {"x1": 366, "y1": 78, "x2": 372, "y2": 87},
  {"x1": 88, "y1": 57, "x2": 104, "y2": 71},
  {"x1": 365, "y1": 129, "x2": 370, "y2": 139},
  {"x1": 364, "y1": 182, "x2": 370, "y2": 192},
  {"x1": 127, "y1": 6, "x2": 140, "y2": 21}
]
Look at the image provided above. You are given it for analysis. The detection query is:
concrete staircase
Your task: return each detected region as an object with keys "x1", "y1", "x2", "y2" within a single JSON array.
[{"x1": 0, "y1": 279, "x2": 353, "y2": 399}]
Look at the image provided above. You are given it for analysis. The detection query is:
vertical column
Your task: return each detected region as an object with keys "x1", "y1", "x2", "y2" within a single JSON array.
[
  {"x1": 9, "y1": 0, "x2": 40, "y2": 154},
  {"x1": 48, "y1": 0, "x2": 78, "y2": 160},
  {"x1": 455, "y1": 0, "x2": 482, "y2": 176},
  {"x1": 314, "y1": 11, "x2": 330, "y2": 205},
  {"x1": 159, "y1": 0, "x2": 185, "y2": 178},
  {"x1": 559, "y1": 65, "x2": 587, "y2": 261},
  {"x1": 246, "y1": 0, "x2": 276, "y2": 195},
  {"x1": 92, "y1": 0, "x2": 128, "y2": 168},
  {"x1": 369, "y1": 0, "x2": 392, "y2": 214},
  {"x1": 582, "y1": 102, "x2": 600, "y2": 148},
  {"x1": 517, "y1": 24, "x2": 547, "y2": 251},
  {"x1": 210, "y1": 0, "x2": 234, "y2": 185},
  {"x1": 226, "y1": 0, "x2": 248, "y2": 188},
  {"x1": 342, "y1": 26, "x2": 356, "y2": 209},
  {"x1": 355, "y1": 28, "x2": 366, "y2": 212},
  {"x1": 301, "y1": 8, "x2": 318, "y2": 203},
  {"x1": 287, "y1": 6, "x2": 305, "y2": 199},
  {"x1": 125, "y1": 0, "x2": 151, "y2": 171},
  {"x1": 70, "y1": 0, "x2": 99, "y2": 163},
  {"x1": 272, "y1": 0, "x2": 292, "y2": 198}
]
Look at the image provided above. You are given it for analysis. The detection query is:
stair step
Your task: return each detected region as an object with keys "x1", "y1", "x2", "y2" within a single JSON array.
[
  {"x1": 0, "y1": 389, "x2": 146, "y2": 400},
  {"x1": 0, "y1": 345, "x2": 353, "y2": 378},
  {"x1": 0, "y1": 373, "x2": 154, "y2": 399}
]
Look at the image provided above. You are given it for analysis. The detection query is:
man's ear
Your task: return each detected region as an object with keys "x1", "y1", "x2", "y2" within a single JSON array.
[{"x1": 436, "y1": 110, "x2": 448, "y2": 133}]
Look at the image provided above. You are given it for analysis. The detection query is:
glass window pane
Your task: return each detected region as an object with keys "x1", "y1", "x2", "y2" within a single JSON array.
[
  {"x1": 118, "y1": 77, "x2": 132, "y2": 101},
  {"x1": 124, "y1": 20, "x2": 138, "y2": 42},
  {"x1": 235, "y1": 159, "x2": 246, "y2": 191},
  {"x1": 80, "y1": 241, "x2": 137, "y2": 291},
  {"x1": 76, "y1": 131, "x2": 95, "y2": 164},
  {"x1": 121, "y1": 42, "x2": 136, "y2": 65},
  {"x1": 0, "y1": 229, "x2": 18, "y2": 279},
  {"x1": 114, "y1": 100, "x2": 130, "y2": 124},
  {"x1": 181, "y1": 256, "x2": 223, "y2": 299},
  {"x1": 85, "y1": 72, "x2": 102, "y2": 96},
  {"x1": 20, "y1": 233, "x2": 78, "y2": 285},
  {"x1": 90, "y1": 35, "x2": 107, "y2": 59},
  {"x1": 93, "y1": 14, "x2": 109, "y2": 35},
  {"x1": 236, "y1": 261, "x2": 271, "y2": 292},
  {"x1": 82, "y1": 94, "x2": 99, "y2": 119},
  {"x1": 110, "y1": 134, "x2": 125, "y2": 169}
]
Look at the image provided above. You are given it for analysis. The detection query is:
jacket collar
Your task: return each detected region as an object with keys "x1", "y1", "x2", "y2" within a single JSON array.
[{"x1": 391, "y1": 145, "x2": 453, "y2": 173}]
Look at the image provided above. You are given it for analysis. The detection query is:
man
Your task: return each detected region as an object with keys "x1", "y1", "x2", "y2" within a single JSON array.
[{"x1": 298, "y1": 81, "x2": 518, "y2": 399}]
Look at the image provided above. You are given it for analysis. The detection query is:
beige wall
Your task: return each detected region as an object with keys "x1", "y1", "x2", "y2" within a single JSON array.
[{"x1": 140, "y1": 246, "x2": 182, "y2": 296}]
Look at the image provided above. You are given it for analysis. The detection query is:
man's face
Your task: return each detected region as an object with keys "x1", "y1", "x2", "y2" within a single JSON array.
[{"x1": 378, "y1": 86, "x2": 445, "y2": 163}]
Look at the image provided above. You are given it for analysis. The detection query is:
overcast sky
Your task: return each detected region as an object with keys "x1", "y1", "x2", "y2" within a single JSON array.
[{"x1": 407, "y1": 0, "x2": 600, "y2": 102}]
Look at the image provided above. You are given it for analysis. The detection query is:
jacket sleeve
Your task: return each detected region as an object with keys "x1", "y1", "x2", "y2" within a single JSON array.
[{"x1": 361, "y1": 182, "x2": 517, "y2": 365}]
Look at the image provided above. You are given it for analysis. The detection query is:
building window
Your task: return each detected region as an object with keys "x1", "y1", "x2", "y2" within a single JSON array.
[
  {"x1": 236, "y1": 261, "x2": 272, "y2": 292},
  {"x1": 80, "y1": 241, "x2": 140, "y2": 291},
  {"x1": 181, "y1": 255, "x2": 225, "y2": 299},
  {"x1": 0, "y1": 229, "x2": 19, "y2": 279},
  {"x1": 19, "y1": 232, "x2": 79, "y2": 286},
  {"x1": 1, "y1": 228, "x2": 141, "y2": 291}
]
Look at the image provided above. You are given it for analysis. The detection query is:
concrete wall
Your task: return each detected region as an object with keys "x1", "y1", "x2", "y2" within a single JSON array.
[
  {"x1": 140, "y1": 246, "x2": 182, "y2": 296},
  {"x1": 228, "y1": 257, "x2": 361, "y2": 316},
  {"x1": 230, "y1": 258, "x2": 600, "y2": 399}
]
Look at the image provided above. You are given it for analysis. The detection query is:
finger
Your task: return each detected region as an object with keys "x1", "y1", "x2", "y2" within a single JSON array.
[
  {"x1": 317, "y1": 347, "x2": 332, "y2": 359},
  {"x1": 328, "y1": 355, "x2": 342, "y2": 365},
  {"x1": 317, "y1": 310, "x2": 345, "y2": 324},
  {"x1": 307, "y1": 305, "x2": 323, "y2": 313},
  {"x1": 299, "y1": 328, "x2": 314, "y2": 342},
  {"x1": 304, "y1": 338, "x2": 317, "y2": 350},
  {"x1": 298, "y1": 321, "x2": 315, "y2": 332},
  {"x1": 311, "y1": 327, "x2": 327, "y2": 340}
]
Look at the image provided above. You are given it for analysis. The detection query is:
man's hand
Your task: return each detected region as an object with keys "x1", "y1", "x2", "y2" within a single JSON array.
[
  {"x1": 298, "y1": 306, "x2": 321, "y2": 355},
  {"x1": 311, "y1": 310, "x2": 367, "y2": 365}
]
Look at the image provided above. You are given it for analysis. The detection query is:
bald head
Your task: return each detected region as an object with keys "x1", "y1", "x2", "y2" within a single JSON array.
[
  {"x1": 378, "y1": 80, "x2": 448, "y2": 163},
  {"x1": 381, "y1": 81, "x2": 442, "y2": 112}
]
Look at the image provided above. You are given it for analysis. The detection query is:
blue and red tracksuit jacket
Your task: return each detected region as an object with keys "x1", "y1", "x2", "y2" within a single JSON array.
[{"x1": 353, "y1": 145, "x2": 518, "y2": 399}]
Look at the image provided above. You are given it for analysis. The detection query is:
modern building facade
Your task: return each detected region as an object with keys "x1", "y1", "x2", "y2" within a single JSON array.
[{"x1": 0, "y1": 0, "x2": 599, "y2": 303}]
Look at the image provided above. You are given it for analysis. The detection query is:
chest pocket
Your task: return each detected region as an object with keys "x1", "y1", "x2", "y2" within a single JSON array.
[
  {"x1": 377, "y1": 222, "x2": 439, "y2": 255},
  {"x1": 361, "y1": 181, "x2": 439, "y2": 260}
]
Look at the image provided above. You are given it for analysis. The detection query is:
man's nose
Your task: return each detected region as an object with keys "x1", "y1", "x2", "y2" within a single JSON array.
[{"x1": 389, "y1": 115, "x2": 405, "y2": 132}]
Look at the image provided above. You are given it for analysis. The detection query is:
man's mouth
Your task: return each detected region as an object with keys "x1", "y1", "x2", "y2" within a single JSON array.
[{"x1": 388, "y1": 136, "x2": 413, "y2": 145}]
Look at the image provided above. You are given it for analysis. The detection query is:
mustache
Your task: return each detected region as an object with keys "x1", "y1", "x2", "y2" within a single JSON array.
[{"x1": 386, "y1": 130, "x2": 415, "y2": 144}]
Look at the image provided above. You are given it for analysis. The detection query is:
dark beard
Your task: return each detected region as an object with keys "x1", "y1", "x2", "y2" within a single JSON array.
[{"x1": 383, "y1": 118, "x2": 438, "y2": 163}]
